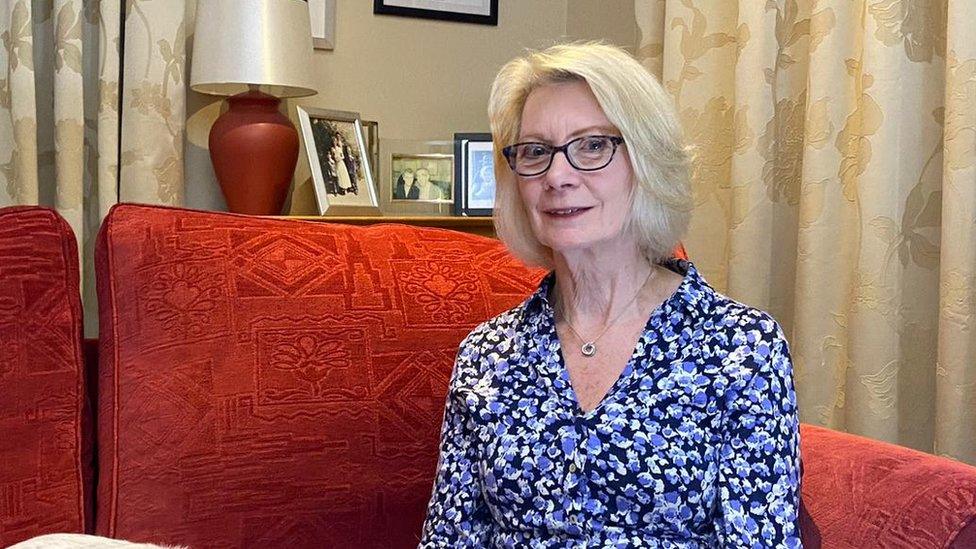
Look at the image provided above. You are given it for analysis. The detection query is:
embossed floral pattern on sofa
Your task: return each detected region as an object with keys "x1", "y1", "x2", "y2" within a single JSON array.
[{"x1": 93, "y1": 204, "x2": 544, "y2": 548}]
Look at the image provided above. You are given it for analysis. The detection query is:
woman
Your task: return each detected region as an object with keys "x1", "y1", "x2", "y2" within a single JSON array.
[
  {"x1": 311, "y1": 120, "x2": 338, "y2": 195},
  {"x1": 332, "y1": 137, "x2": 354, "y2": 194},
  {"x1": 420, "y1": 43, "x2": 802, "y2": 547},
  {"x1": 394, "y1": 168, "x2": 419, "y2": 199}
]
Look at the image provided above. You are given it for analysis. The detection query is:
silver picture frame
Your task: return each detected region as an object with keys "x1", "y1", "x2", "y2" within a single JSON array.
[
  {"x1": 378, "y1": 139, "x2": 455, "y2": 216},
  {"x1": 296, "y1": 106, "x2": 380, "y2": 215}
]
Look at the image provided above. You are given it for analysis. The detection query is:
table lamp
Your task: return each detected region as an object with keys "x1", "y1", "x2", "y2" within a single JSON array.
[{"x1": 190, "y1": 0, "x2": 317, "y2": 215}]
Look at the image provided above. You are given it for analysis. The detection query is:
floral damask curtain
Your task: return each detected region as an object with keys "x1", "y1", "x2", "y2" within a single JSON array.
[
  {"x1": 1, "y1": 0, "x2": 189, "y2": 334},
  {"x1": 636, "y1": 0, "x2": 975, "y2": 464}
]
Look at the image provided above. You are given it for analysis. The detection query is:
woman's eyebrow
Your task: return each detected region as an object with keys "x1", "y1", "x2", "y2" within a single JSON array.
[{"x1": 517, "y1": 125, "x2": 618, "y2": 143}]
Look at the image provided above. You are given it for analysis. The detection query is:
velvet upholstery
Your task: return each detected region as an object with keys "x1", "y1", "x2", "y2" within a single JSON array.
[
  {"x1": 5, "y1": 203, "x2": 975, "y2": 547},
  {"x1": 953, "y1": 518, "x2": 976, "y2": 549},
  {"x1": 93, "y1": 204, "x2": 544, "y2": 547},
  {"x1": 800, "y1": 424, "x2": 976, "y2": 548},
  {"x1": 0, "y1": 206, "x2": 91, "y2": 545}
]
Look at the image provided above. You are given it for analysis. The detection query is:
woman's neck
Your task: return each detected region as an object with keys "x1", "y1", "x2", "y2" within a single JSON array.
[{"x1": 551, "y1": 244, "x2": 654, "y2": 328}]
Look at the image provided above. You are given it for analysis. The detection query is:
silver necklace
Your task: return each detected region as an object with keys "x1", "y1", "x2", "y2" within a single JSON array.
[{"x1": 560, "y1": 268, "x2": 655, "y2": 358}]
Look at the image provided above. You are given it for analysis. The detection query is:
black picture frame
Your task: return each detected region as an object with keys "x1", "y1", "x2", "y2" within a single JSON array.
[
  {"x1": 454, "y1": 133, "x2": 495, "y2": 217},
  {"x1": 373, "y1": 0, "x2": 498, "y2": 26}
]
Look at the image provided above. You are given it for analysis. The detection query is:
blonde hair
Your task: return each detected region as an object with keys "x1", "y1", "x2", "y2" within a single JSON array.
[{"x1": 488, "y1": 42, "x2": 692, "y2": 268}]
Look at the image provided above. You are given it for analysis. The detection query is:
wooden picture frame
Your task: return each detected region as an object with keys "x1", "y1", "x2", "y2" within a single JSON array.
[{"x1": 361, "y1": 120, "x2": 379, "y2": 184}]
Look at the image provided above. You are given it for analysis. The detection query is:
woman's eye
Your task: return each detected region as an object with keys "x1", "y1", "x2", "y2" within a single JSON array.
[
  {"x1": 523, "y1": 145, "x2": 550, "y2": 158},
  {"x1": 581, "y1": 138, "x2": 608, "y2": 151}
]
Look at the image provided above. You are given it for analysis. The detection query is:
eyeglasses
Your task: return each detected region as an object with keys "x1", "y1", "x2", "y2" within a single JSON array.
[{"x1": 501, "y1": 135, "x2": 625, "y2": 177}]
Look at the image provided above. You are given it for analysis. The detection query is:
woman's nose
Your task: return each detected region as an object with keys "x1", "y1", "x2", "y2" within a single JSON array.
[{"x1": 543, "y1": 150, "x2": 579, "y2": 189}]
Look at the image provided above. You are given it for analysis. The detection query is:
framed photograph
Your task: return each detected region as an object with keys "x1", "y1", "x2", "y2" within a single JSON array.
[
  {"x1": 373, "y1": 0, "x2": 498, "y2": 26},
  {"x1": 453, "y1": 133, "x2": 495, "y2": 217},
  {"x1": 308, "y1": 0, "x2": 336, "y2": 50},
  {"x1": 392, "y1": 154, "x2": 453, "y2": 202},
  {"x1": 296, "y1": 106, "x2": 380, "y2": 215},
  {"x1": 361, "y1": 120, "x2": 379, "y2": 184},
  {"x1": 378, "y1": 139, "x2": 454, "y2": 216}
]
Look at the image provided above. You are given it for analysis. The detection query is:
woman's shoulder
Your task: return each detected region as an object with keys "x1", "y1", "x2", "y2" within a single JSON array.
[
  {"x1": 666, "y1": 259, "x2": 783, "y2": 342},
  {"x1": 449, "y1": 301, "x2": 532, "y2": 393},
  {"x1": 458, "y1": 299, "x2": 530, "y2": 354},
  {"x1": 694, "y1": 292, "x2": 793, "y2": 393},
  {"x1": 697, "y1": 289, "x2": 785, "y2": 341},
  {"x1": 695, "y1": 290, "x2": 788, "y2": 358}
]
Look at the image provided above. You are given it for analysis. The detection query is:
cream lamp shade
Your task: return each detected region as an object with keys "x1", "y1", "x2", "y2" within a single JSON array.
[{"x1": 191, "y1": 0, "x2": 317, "y2": 98}]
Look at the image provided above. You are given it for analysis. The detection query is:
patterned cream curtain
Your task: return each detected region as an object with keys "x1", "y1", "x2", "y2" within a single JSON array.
[
  {"x1": 0, "y1": 0, "x2": 189, "y2": 334},
  {"x1": 636, "y1": 0, "x2": 975, "y2": 464}
]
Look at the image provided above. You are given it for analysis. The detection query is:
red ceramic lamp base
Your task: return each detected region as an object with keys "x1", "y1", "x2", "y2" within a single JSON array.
[{"x1": 209, "y1": 90, "x2": 299, "y2": 215}]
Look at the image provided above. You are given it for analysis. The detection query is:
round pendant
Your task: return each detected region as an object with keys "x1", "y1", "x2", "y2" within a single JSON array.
[{"x1": 580, "y1": 342, "x2": 597, "y2": 357}]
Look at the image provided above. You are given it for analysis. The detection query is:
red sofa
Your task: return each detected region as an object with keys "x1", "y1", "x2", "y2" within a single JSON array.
[{"x1": 2, "y1": 203, "x2": 975, "y2": 548}]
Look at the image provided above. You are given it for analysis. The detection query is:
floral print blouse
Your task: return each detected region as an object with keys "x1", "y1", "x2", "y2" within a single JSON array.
[{"x1": 419, "y1": 260, "x2": 802, "y2": 548}]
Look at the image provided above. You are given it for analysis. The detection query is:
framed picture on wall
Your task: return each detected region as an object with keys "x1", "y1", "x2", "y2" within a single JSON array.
[
  {"x1": 373, "y1": 0, "x2": 498, "y2": 26},
  {"x1": 296, "y1": 106, "x2": 380, "y2": 215},
  {"x1": 308, "y1": 0, "x2": 336, "y2": 50},
  {"x1": 453, "y1": 133, "x2": 495, "y2": 217}
]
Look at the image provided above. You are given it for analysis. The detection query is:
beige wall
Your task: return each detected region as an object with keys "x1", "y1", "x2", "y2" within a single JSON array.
[
  {"x1": 567, "y1": 0, "x2": 637, "y2": 50},
  {"x1": 184, "y1": 0, "x2": 637, "y2": 213}
]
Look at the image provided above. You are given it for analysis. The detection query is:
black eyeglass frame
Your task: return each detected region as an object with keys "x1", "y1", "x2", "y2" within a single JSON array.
[{"x1": 501, "y1": 135, "x2": 625, "y2": 176}]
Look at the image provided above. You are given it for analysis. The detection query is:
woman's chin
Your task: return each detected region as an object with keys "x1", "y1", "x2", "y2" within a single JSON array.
[
  {"x1": 543, "y1": 237, "x2": 604, "y2": 257},
  {"x1": 539, "y1": 229, "x2": 637, "y2": 261}
]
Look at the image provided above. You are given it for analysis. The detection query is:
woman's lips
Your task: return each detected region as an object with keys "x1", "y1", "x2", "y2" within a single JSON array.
[{"x1": 543, "y1": 206, "x2": 593, "y2": 218}]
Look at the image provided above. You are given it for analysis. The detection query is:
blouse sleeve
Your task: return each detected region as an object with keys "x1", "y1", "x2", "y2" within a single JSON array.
[
  {"x1": 716, "y1": 324, "x2": 803, "y2": 548},
  {"x1": 418, "y1": 337, "x2": 493, "y2": 547}
]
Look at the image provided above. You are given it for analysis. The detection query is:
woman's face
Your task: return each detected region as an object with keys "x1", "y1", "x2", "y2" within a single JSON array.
[
  {"x1": 416, "y1": 169, "x2": 431, "y2": 185},
  {"x1": 516, "y1": 80, "x2": 635, "y2": 256}
]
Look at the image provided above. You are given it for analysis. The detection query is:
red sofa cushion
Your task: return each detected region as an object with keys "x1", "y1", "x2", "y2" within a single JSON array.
[
  {"x1": 800, "y1": 423, "x2": 976, "y2": 548},
  {"x1": 94, "y1": 204, "x2": 543, "y2": 548},
  {"x1": 0, "y1": 206, "x2": 92, "y2": 545}
]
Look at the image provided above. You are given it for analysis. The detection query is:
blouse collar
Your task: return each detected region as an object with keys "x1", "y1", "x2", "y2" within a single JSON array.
[{"x1": 523, "y1": 259, "x2": 716, "y2": 326}]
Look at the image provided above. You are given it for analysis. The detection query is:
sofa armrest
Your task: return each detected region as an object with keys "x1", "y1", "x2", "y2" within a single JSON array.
[{"x1": 800, "y1": 424, "x2": 976, "y2": 548}]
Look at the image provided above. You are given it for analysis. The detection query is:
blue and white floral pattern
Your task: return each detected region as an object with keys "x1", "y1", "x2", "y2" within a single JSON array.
[{"x1": 420, "y1": 260, "x2": 802, "y2": 548}]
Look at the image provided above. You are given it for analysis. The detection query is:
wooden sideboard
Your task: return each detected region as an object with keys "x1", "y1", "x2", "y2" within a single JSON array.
[{"x1": 287, "y1": 216, "x2": 497, "y2": 238}]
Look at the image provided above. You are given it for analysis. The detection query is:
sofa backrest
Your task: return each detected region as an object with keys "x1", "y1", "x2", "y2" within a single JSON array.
[
  {"x1": 93, "y1": 204, "x2": 542, "y2": 548},
  {"x1": 799, "y1": 423, "x2": 976, "y2": 548},
  {"x1": 0, "y1": 206, "x2": 92, "y2": 545},
  {"x1": 15, "y1": 201, "x2": 974, "y2": 547}
]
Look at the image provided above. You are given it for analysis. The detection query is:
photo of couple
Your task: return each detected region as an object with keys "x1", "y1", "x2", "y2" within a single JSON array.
[
  {"x1": 297, "y1": 106, "x2": 379, "y2": 214},
  {"x1": 392, "y1": 155, "x2": 453, "y2": 203},
  {"x1": 309, "y1": 119, "x2": 365, "y2": 197}
]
